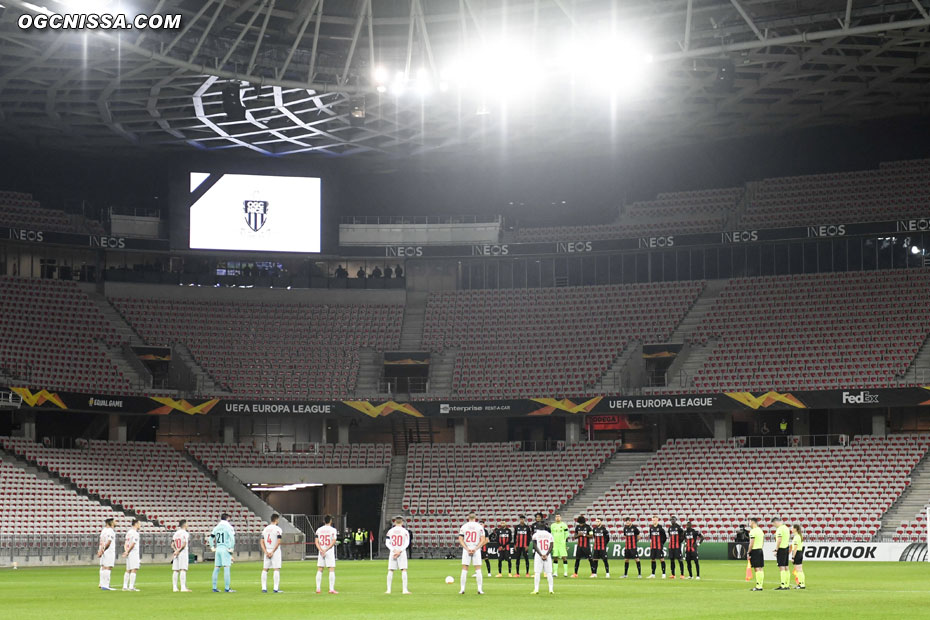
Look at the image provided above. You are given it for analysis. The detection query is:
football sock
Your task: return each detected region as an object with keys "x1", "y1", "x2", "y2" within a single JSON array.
[
  {"x1": 756, "y1": 571, "x2": 764, "y2": 588},
  {"x1": 104, "y1": 570, "x2": 111, "y2": 589},
  {"x1": 624, "y1": 561, "x2": 629, "y2": 576},
  {"x1": 590, "y1": 560, "x2": 597, "y2": 574},
  {"x1": 224, "y1": 566, "x2": 231, "y2": 591},
  {"x1": 129, "y1": 573, "x2": 136, "y2": 589},
  {"x1": 797, "y1": 570, "x2": 805, "y2": 587},
  {"x1": 273, "y1": 570, "x2": 279, "y2": 591},
  {"x1": 694, "y1": 560, "x2": 700, "y2": 577},
  {"x1": 547, "y1": 573, "x2": 553, "y2": 592},
  {"x1": 687, "y1": 560, "x2": 693, "y2": 577},
  {"x1": 534, "y1": 573, "x2": 540, "y2": 592},
  {"x1": 261, "y1": 571, "x2": 268, "y2": 591},
  {"x1": 316, "y1": 571, "x2": 322, "y2": 591},
  {"x1": 180, "y1": 571, "x2": 186, "y2": 590},
  {"x1": 99, "y1": 568, "x2": 105, "y2": 588},
  {"x1": 651, "y1": 560, "x2": 656, "y2": 575},
  {"x1": 574, "y1": 558, "x2": 582, "y2": 574},
  {"x1": 782, "y1": 571, "x2": 788, "y2": 587},
  {"x1": 460, "y1": 569, "x2": 467, "y2": 591},
  {"x1": 123, "y1": 572, "x2": 130, "y2": 589},
  {"x1": 173, "y1": 571, "x2": 179, "y2": 591},
  {"x1": 636, "y1": 561, "x2": 641, "y2": 576},
  {"x1": 661, "y1": 560, "x2": 666, "y2": 575},
  {"x1": 401, "y1": 571, "x2": 408, "y2": 592},
  {"x1": 670, "y1": 560, "x2": 676, "y2": 576},
  {"x1": 386, "y1": 570, "x2": 392, "y2": 593},
  {"x1": 475, "y1": 570, "x2": 483, "y2": 591},
  {"x1": 328, "y1": 571, "x2": 335, "y2": 591},
  {"x1": 678, "y1": 560, "x2": 684, "y2": 575},
  {"x1": 212, "y1": 567, "x2": 220, "y2": 590}
]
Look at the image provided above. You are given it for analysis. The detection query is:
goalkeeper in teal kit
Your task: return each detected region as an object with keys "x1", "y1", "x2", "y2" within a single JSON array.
[{"x1": 211, "y1": 513, "x2": 236, "y2": 593}]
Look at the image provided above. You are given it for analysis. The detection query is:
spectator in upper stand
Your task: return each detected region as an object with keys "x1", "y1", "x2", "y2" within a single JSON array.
[
  {"x1": 371, "y1": 265, "x2": 383, "y2": 278},
  {"x1": 394, "y1": 264, "x2": 404, "y2": 278},
  {"x1": 335, "y1": 265, "x2": 348, "y2": 278},
  {"x1": 356, "y1": 266, "x2": 366, "y2": 279},
  {"x1": 384, "y1": 265, "x2": 394, "y2": 279},
  {"x1": 735, "y1": 524, "x2": 750, "y2": 543}
]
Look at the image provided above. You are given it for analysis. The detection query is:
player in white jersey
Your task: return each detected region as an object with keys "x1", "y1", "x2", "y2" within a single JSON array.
[
  {"x1": 458, "y1": 513, "x2": 488, "y2": 595},
  {"x1": 385, "y1": 516, "x2": 411, "y2": 595},
  {"x1": 314, "y1": 515, "x2": 339, "y2": 594},
  {"x1": 96, "y1": 518, "x2": 117, "y2": 590},
  {"x1": 531, "y1": 528, "x2": 555, "y2": 594},
  {"x1": 121, "y1": 519, "x2": 142, "y2": 591},
  {"x1": 171, "y1": 520, "x2": 191, "y2": 592},
  {"x1": 261, "y1": 513, "x2": 284, "y2": 593}
]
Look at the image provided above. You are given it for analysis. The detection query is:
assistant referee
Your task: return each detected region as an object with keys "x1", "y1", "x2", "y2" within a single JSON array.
[{"x1": 748, "y1": 518, "x2": 765, "y2": 591}]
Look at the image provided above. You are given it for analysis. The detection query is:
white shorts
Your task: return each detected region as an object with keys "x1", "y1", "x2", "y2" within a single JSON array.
[
  {"x1": 172, "y1": 553, "x2": 189, "y2": 571},
  {"x1": 125, "y1": 552, "x2": 140, "y2": 571},
  {"x1": 388, "y1": 551, "x2": 408, "y2": 571},
  {"x1": 317, "y1": 549, "x2": 336, "y2": 568},
  {"x1": 461, "y1": 549, "x2": 482, "y2": 566},
  {"x1": 100, "y1": 551, "x2": 115, "y2": 568},
  {"x1": 534, "y1": 554, "x2": 553, "y2": 574},
  {"x1": 263, "y1": 551, "x2": 282, "y2": 570}
]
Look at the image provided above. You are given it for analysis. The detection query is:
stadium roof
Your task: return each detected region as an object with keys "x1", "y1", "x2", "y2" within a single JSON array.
[{"x1": 0, "y1": 0, "x2": 928, "y2": 159}]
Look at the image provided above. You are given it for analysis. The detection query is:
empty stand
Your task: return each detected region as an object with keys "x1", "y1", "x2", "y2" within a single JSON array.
[
  {"x1": 578, "y1": 435, "x2": 929, "y2": 542},
  {"x1": 689, "y1": 269, "x2": 930, "y2": 391},
  {"x1": 0, "y1": 277, "x2": 134, "y2": 393},
  {"x1": 402, "y1": 441, "x2": 617, "y2": 550},
  {"x1": 0, "y1": 190, "x2": 105, "y2": 235},
  {"x1": 743, "y1": 159, "x2": 930, "y2": 228},
  {"x1": 112, "y1": 297, "x2": 403, "y2": 398},
  {"x1": 513, "y1": 188, "x2": 741, "y2": 242},
  {"x1": 423, "y1": 282, "x2": 703, "y2": 398},
  {"x1": 0, "y1": 455, "x2": 132, "y2": 535},
  {"x1": 1, "y1": 437, "x2": 263, "y2": 535},
  {"x1": 187, "y1": 442, "x2": 391, "y2": 472}
]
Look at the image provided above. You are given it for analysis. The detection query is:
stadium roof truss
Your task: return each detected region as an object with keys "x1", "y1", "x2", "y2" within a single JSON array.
[{"x1": 0, "y1": 0, "x2": 928, "y2": 158}]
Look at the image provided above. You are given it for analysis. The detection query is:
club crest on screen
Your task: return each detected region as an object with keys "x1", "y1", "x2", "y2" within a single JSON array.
[{"x1": 243, "y1": 199, "x2": 269, "y2": 232}]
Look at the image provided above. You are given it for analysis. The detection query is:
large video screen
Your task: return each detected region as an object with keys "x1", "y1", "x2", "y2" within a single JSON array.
[{"x1": 189, "y1": 173, "x2": 321, "y2": 252}]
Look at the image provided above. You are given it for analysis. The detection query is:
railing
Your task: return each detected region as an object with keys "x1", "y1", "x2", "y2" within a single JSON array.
[
  {"x1": 0, "y1": 532, "x2": 261, "y2": 565},
  {"x1": 516, "y1": 440, "x2": 567, "y2": 452},
  {"x1": 109, "y1": 205, "x2": 161, "y2": 218},
  {"x1": 898, "y1": 366, "x2": 930, "y2": 385},
  {"x1": 340, "y1": 215, "x2": 501, "y2": 225},
  {"x1": 733, "y1": 434, "x2": 849, "y2": 448},
  {"x1": 283, "y1": 514, "x2": 348, "y2": 558},
  {"x1": 0, "y1": 390, "x2": 22, "y2": 409},
  {"x1": 379, "y1": 377, "x2": 430, "y2": 395}
]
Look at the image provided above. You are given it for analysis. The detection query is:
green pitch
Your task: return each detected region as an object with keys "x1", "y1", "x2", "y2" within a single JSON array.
[{"x1": 0, "y1": 559, "x2": 925, "y2": 619}]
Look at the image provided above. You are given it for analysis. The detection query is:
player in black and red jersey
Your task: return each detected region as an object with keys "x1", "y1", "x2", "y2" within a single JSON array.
[
  {"x1": 512, "y1": 516, "x2": 532, "y2": 577},
  {"x1": 683, "y1": 521, "x2": 704, "y2": 580},
  {"x1": 647, "y1": 515, "x2": 667, "y2": 579},
  {"x1": 620, "y1": 517, "x2": 641, "y2": 578},
  {"x1": 481, "y1": 520, "x2": 495, "y2": 577},
  {"x1": 667, "y1": 517, "x2": 685, "y2": 579},
  {"x1": 571, "y1": 515, "x2": 593, "y2": 578},
  {"x1": 590, "y1": 517, "x2": 610, "y2": 579},
  {"x1": 531, "y1": 512, "x2": 549, "y2": 535},
  {"x1": 493, "y1": 520, "x2": 512, "y2": 577}
]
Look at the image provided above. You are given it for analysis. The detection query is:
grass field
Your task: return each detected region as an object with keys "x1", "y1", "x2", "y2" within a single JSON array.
[{"x1": 0, "y1": 559, "x2": 925, "y2": 619}]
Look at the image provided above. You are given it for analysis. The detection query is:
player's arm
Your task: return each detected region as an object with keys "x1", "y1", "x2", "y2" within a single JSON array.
[
  {"x1": 122, "y1": 539, "x2": 135, "y2": 557},
  {"x1": 260, "y1": 535, "x2": 268, "y2": 556}
]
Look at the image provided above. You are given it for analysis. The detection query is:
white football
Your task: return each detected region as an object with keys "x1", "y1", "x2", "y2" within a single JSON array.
[{"x1": 444, "y1": 576, "x2": 454, "y2": 584}]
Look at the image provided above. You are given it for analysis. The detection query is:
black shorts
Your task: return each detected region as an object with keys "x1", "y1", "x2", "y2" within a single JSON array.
[
  {"x1": 591, "y1": 549, "x2": 608, "y2": 560},
  {"x1": 650, "y1": 548, "x2": 664, "y2": 560},
  {"x1": 624, "y1": 547, "x2": 638, "y2": 560},
  {"x1": 668, "y1": 549, "x2": 682, "y2": 560},
  {"x1": 575, "y1": 546, "x2": 591, "y2": 559},
  {"x1": 776, "y1": 548, "x2": 790, "y2": 567},
  {"x1": 498, "y1": 548, "x2": 511, "y2": 560},
  {"x1": 685, "y1": 551, "x2": 699, "y2": 561},
  {"x1": 793, "y1": 551, "x2": 803, "y2": 566},
  {"x1": 749, "y1": 549, "x2": 764, "y2": 569}
]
